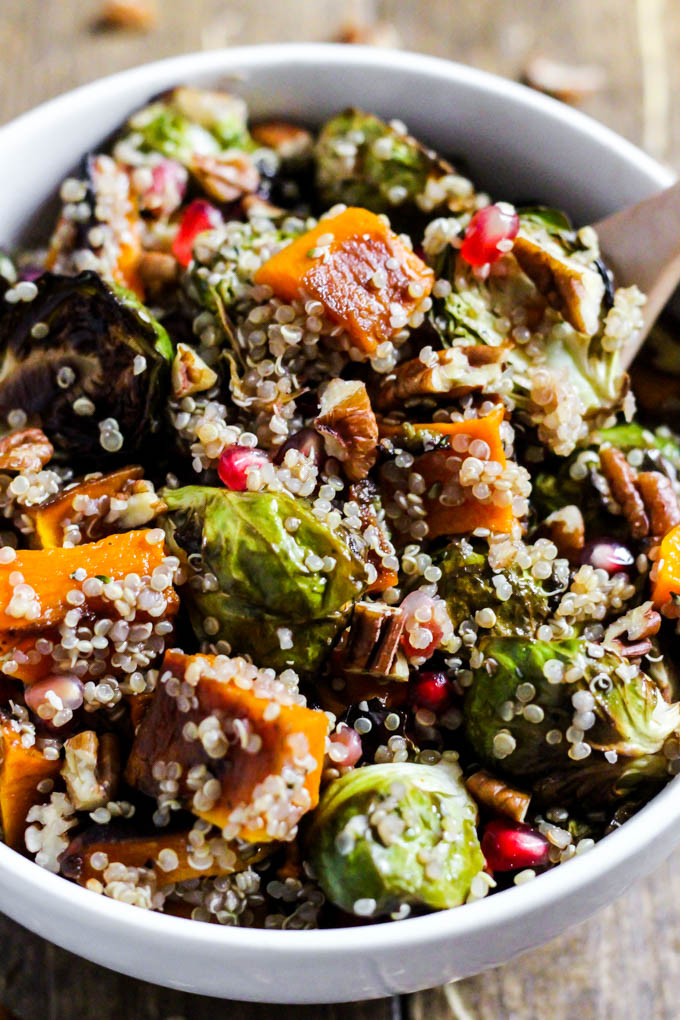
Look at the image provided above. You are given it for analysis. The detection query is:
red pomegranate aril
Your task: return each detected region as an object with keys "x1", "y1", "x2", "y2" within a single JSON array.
[
  {"x1": 460, "y1": 203, "x2": 520, "y2": 267},
  {"x1": 399, "y1": 590, "x2": 446, "y2": 661},
  {"x1": 410, "y1": 670, "x2": 452, "y2": 712},
  {"x1": 172, "y1": 199, "x2": 223, "y2": 267},
  {"x1": 581, "y1": 539, "x2": 634, "y2": 575},
  {"x1": 217, "y1": 445, "x2": 270, "y2": 491},
  {"x1": 481, "y1": 818, "x2": 550, "y2": 872},
  {"x1": 328, "y1": 723, "x2": 363, "y2": 767},
  {"x1": 25, "y1": 674, "x2": 84, "y2": 727}
]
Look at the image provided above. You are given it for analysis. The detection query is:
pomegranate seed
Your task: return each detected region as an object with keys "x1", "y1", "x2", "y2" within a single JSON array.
[
  {"x1": 25, "y1": 674, "x2": 84, "y2": 728},
  {"x1": 400, "y1": 590, "x2": 448, "y2": 661},
  {"x1": 460, "y1": 203, "x2": 520, "y2": 267},
  {"x1": 327, "y1": 723, "x2": 363, "y2": 767},
  {"x1": 273, "y1": 427, "x2": 325, "y2": 467},
  {"x1": 481, "y1": 818, "x2": 550, "y2": 872},
  {"x1": 410, "y1": 670, "x2": 452, "y2": 712},
  {"x1": 217, "y1": 445, "x2": 270, "y2": 491},
  {"x1": 581, "y1": 539, "x2": 634, "y2": 575},
  {"x1": 172, "y1": 200, "x2": 223, "y2": 267}
]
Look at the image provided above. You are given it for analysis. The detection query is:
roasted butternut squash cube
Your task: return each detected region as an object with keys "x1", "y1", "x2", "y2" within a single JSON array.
[
  {"x1": 60, "y1": 823, "x2": 268, "y2": 887},
  {"x1": 125, "y1": 650, "x2": 328, "y2": 842},
  {"x1": 255, "y1": 207, "x2": 434, "y2": 355},
  {"x1": 0, "y1": 530, "x2": 178, "y2": 683},
  {"x1": 379, "y1": 407, "x2": 514, "y2": 539},
  {"x1": 0, "y1": 716, "x2": 61, "y2": 849}
]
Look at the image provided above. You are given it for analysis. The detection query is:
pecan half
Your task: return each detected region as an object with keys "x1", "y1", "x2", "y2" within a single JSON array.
[
  {"x1": 599, "y1": 446, "x2": 649, "y2": 539},
  {"x1": 190, "y1": 152, "x2": 259, "y2": 204},
  {"x1": 637, "y1": 471, "x2": 680, "y2": 539},
  {"x1": 466, "y1": 770, "x2": 530, "y2": 823},
  {"x1": 374, "y1": 346, "x2": 504, "y2": 411},
  {"x1": 513, "y1": 235, "x2": 605, "y2": 336},
  {"x1": 315, "y1": 379, "x2": 379, "y2": 482},
  {"x1": 0, "y1": 428, "x2": 53, "y2": 473}
]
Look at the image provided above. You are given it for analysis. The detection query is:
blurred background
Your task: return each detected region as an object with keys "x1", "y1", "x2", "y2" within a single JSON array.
[{"x1": 1, "y1": 1, "x2": 679, "y2": 1018}]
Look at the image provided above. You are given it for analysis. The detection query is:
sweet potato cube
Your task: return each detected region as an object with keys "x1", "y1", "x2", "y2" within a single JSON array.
[
  {"x1": 125, "y1": 651, "x2": 328, "y2": 842},
  {"x1": 255, "y1": 207, "x2": 434, "y2": 355},
  {"x1": 0, "y1": 716, "x2": 61, "y2": 849}
]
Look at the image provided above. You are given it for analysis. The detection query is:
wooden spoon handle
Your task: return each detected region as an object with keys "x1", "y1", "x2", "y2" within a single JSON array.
[{"x1": 594, "y1": 179, "x2": 680, "y2": 367}]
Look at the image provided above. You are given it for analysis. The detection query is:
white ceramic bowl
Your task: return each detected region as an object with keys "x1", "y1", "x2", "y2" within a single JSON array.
[{"x1": 0, "y1": 43, "x2": 677, "y2": 1004}]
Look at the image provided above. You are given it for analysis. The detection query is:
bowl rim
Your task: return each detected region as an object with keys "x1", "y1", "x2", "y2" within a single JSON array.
[{"x1": 0, "y1": 40, "x2": 678, "y2": 956}]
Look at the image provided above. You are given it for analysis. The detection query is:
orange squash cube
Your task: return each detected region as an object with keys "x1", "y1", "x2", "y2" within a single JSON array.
[
  {"x1": 0, "y1": 716, "x2": 61, "y2": 849},
  {"x1": 255, "y1": 207, "x2": 434, "y2": 355},
  {"x1": 125, "y1": 651, "x2": 328, "y2": 843}
]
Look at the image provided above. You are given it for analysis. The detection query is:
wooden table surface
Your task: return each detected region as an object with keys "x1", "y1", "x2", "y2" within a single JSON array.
[{"x1": 1, "y1": 0, "x2": 680, "y2": 1017}]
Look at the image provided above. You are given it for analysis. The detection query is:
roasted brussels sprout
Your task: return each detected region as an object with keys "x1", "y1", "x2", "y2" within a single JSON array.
[
  {"x1": 0, "y1": 272, "x2": 173, "y2": 459},
  {"x1": 161, "y1": 486, "x2": 367, "y2": 672},
  {"x1": 434, "y1": 538, "x2": 555, "y2": 637},
  {"x1": 315, "y1": 108, "x2": 477, "y2": 216},
  {"x1": 464, "y1": 636, "x2": 680, "y2": 805},
  {"x1": 126, "y1": 86, "x2": 251, "y2": 164},
  {"x1": 428, "y1": 208, "x2": 643, "y2": 455},
  {"x1": 306, "y1": 760, "x2": 484, "y2": 917}
]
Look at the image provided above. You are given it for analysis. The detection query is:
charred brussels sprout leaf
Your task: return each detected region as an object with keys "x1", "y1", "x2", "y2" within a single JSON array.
[
  {"x1": 0, "y1": 272, "x2": 172, "y2": 459},
  {"x1": 464, "y1": 636, "x2": 680, "y2": 805},
  {"x1": 306, "y1": 761, "x2": 483, "y2": 917},
  {"x1": 161, "y1": 486, "x2": 367, "y2": 672},
  {"x1": 435, "y1": 538, "x2": 554, "y2": 637},
  {"x1": 315, "y1": 108, "x2": 475, "y2": 216}
]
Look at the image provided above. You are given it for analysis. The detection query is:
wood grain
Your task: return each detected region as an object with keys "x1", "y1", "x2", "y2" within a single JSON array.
[{"x1": 1, "y1": 1, "x2": 679, "y2": 1017}]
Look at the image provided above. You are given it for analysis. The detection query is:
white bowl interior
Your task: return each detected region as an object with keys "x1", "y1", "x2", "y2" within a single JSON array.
[{"x1": 0, "y1": 43, "x2": 678, "y2": 1004}]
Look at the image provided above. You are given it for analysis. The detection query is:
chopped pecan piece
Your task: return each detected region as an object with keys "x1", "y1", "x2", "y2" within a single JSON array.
[
  {"x1": 637, "y1": 471, "x2": 680, "y2": 539},
  {"x1": 522, "y1": 55, "x2": 605, "y2": 105},
  {"x1": 513, "y1": 235, "x2": 605, "y2": 336},
  {"x1": 190, "y1": 151, "x2": 259, "y2": 204},
  {"x1": 61, "y1": 731, "x2": 120, "y2": 811},
  {"x1": 242, "y1": 194, "x2": 286, "y2": 220},
  {"x1": 251, "y1": 121, "x2": 313, "y2": 161},
  {"x1": 0, "y1": 428, "x2": 53, "y2": 473},
  {"x1": 374, "y1": 346, "x2": 504, "y2": 411},
  {"x1": 603, "y1": 600, "x2": 661, "y2": 658},
  {"x1": 315, "y1": 379, "x2": 379, "y2": 482},
  {"x1": 341, "y1": 602, "x2": 406, "y2": 677},
  {"x1": 599, "y1": 446, "x2": 649, "y2": 539},
  {"x1": 171, "y1": 343, "x2": 218, "y2": 398},
  {"x1": 540, "y1": 505, "x2": 585, "y2": 562},
  {"x1": 137, "y1": 251, "x2": 179, "y2": 298},
  {"x1": 349, "y1": 479, "x2": 398, "y2": 593},
  {"x1": 466, "y1": 770, "x2": 530, "y2": 823},
  {"x1": 96, "y1": 0, "x2": 158, "y2": 31}
]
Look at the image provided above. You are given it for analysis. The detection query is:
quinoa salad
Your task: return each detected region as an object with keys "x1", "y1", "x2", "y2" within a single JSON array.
[{"x1": 0, "y1": 86, "x2": 679, "y2": 931}]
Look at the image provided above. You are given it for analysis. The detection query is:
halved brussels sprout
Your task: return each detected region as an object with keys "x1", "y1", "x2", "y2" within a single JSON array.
[
  {"x1": 315, "y1": 108, "x2": 477, "y2": 216},
  {"x1": 306, "y1": 760, "x2": 484, "y2": 917},
  {"x1": 464, "y1": 636, "x2": 680, "y2": 805},
  {"x1": 0, "y1": 272, "x2": 173, "y2": 459},
  {"x1": 434, "y1": 538, "x2": 555, "y2": 637},
  {"x1": 161, "y1": 486, "x2": 367, "y2": 672}
]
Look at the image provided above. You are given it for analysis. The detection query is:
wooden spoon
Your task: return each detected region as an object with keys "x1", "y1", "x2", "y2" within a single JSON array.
[{"x1": 593, "y1": 179, "x2": 680, "y2": 368}]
